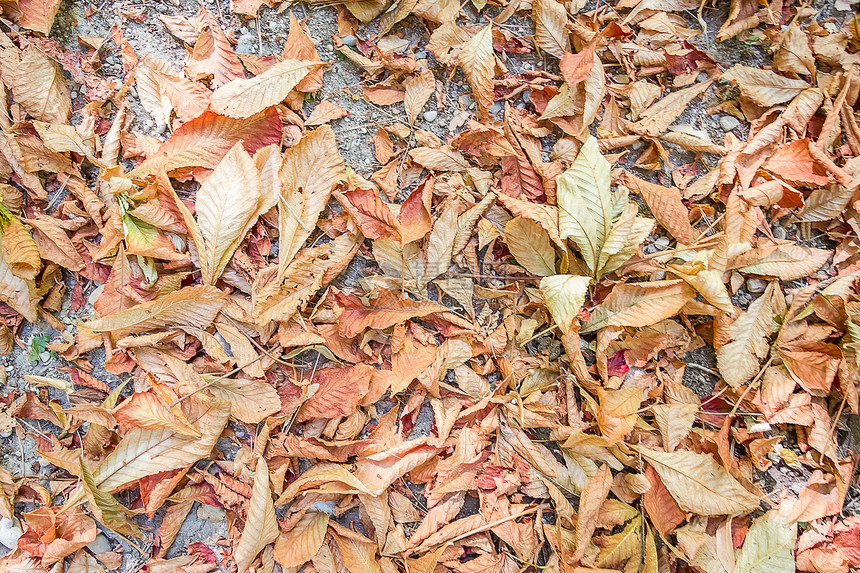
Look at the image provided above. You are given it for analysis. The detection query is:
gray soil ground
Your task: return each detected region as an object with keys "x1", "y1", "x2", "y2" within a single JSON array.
[{"x1": 0, "y1": 0, "x2": 855, "y2": 570}]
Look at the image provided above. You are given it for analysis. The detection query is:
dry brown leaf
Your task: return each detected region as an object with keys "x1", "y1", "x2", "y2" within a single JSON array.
[
  {"x1": 81, "y1": 285, "x2": 226, "y2": 334},
  {"x1": 504, "y1": 217, "x2": 556, "y2": 276},
  {"x1": 618, "y1": 171, "x2": 695, "y2": 244},
  {"x1": 11, "y1": 46, "x2": 72, "y2": 124},
  {"x1": 532, "y1": 0, "x2": 571, "y2": 58},
  {"x1": 583, "y1": 280, "x2": 696, "y2": 333},
  {"x1": 639, "y1": 447, "x2": 761, "y2": 515},
  {"x1": 404, "y1": 69, "x2": 436, "y2": 126},
  {"x1": 16, "y1": 0, "x2": 62, "y2": 34},
  {"x1": 458, "y1": 24, "x2": 495, "y2": 120},
  {"x1": 722, "y1": 65, "x2": 810, "y2": 107},
  {"x1": 273, "y1": 511, "x2": 329, "y2": 568}
]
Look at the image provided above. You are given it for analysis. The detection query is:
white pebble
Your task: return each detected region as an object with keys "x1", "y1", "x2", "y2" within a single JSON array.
[
  {"x1": 0, "y1": 517, "x2": 23, "y2": 550},
  {"x1": 87, "y1": 534, "x2": 112, "y2": 554},
  {"x1": 746, "y1": 277, "x2": 767, "y2": 293},
  {"x1": 720, "y1": 115, "x2": 741, "y2": 132},
  {"x1": 342, "y1": 34, "x2": 357, "y2": 47},
  {"x1": 423, "y1": 110, "x2": 437, "y2": 122}
]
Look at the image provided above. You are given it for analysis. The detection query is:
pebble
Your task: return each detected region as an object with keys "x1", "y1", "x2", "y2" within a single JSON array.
[
  {"x1": 746, "y1": 277, "x2": 767, "y2": 293},
  {"x1": 0, "y1": 430, "x2": 11, "y2": 439},
  {"x1": 87, "y1": 534, "x2": 112, "y2": 554},
  {"x1": 773, "y1": 226, "x2": 786, "y2": 240},
  {"x1": 0, "y1": 518, "x2": 23, "y2": 550},
  {"x1": 39, "y1": 352, "x2": 50, "y2": 362},
  {"x1": 247, "y1": 19, "x2": 256, "y2": 29},
  {"x1": 615, "y1": 74, "x2": 629, "y2": 84},
  {"x1": 720, "y1": 116, "x2": 741, "y2": 131},
  {"x1": 654, "y1": 236, "x2": 671, "y2": 249},
  {"x1": 236, "y1": 34, "x2": 257, "y2": 54},
  {"x1": 489, "y1": 102, "x2": 503, "y2": 114},
  {"x1": 197, "y1": 504, "x2": 226, "y2": 523},
  {"x1": 342, "y1": 34, "x2": 357, "y2": 47},
  {"x1": 522, "y1": 91, "x2": 530, "y2": 104},
  {"x1": 70, "y1": 92, "x2": 78, "y2": 100},
  {"x1": 423, "y1": 110, "x2": 437, "y2": 122},
  {"x1": 414, "y1": 50, "x2": 427, "y2": 59}
]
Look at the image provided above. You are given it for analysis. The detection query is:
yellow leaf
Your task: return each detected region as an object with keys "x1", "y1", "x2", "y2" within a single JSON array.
[
  {"x1": 273, "y1": 511, "x2": 329, "y2": 568},
  {"x1": 639, "y1": 447, "x2": 761, "y2": 515},
  {"x1": 196, "y1": 142, "x2": 264, "y2": 284},
  {"x1": 0, "y1": 245, "x2": 37, "y2": 322},
  {"x1": 540, "y1": 274, "x2": 590, "y2": 333},
  {"x1": 505, "y1": 217, "x2": 556, "y2": 276},
  {"x1": 234, "y1": 458, "x2": 279, "y2": 572},
  {"x1": 329, "y1": 522, "x2": 382, "y2": 573},
  {"x1": 632, "y1": 80, "x2": 712, "y2": 137},
  {"x1": 0, "y1": 216, "x2": 41, "y2": 281},
  {"x1": 734, "y1": 510, "x2": 796, "y2": 573},
  {"x1": 210, "y1": 59, "x2": 314, "y2": 118},
  {"x1": 532, "y1": 0, "x2": 571, "y2": 58},
  {"x1": 733, "y1": 244, "x2": 831, "y2": 281}
]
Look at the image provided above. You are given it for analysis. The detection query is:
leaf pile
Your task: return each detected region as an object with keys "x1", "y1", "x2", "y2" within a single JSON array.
[{"x1": 0, "y1": 0, "x2": 859, "y2": 572}]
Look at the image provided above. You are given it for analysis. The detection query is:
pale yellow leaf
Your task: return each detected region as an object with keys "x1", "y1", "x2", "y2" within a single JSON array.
[
  {"x1": 632, "y1": 80, "x2": 712, "y2": 137},
  {"x1": 210, "y1": 59, "x2": 314, "y2": 118},
  {"x1": 93, "y1": 393, "x2": 229, "y2": 492},
  {"x1": 540, "y1": 274, "x2": 590, "y2": 333},
  {"x1": 734, "y1": 510, "x2": 796, "y2": 573},
  {"x1": 11, "y1": 46, "x2": 71, "y2": 124},
  {"x1": 716, "y1": 282, "x2": 776, "y2": 388},
  {"x1": 235, "y1": 457, "x2": 279, "y2": 572},
  {"x1": 734, "y1": 244, "x2": 831, "y2": 281},
  {"x1": 196, "y1": 142, "x2": 263, "y2": 284},
  {"x1": 279, "y1": 126, "x2": 346, "y2": 274},
  {"x1": 0, "y1": 238, "x2": 38, "y2": 322},
  {"x1": 204, "y1": 375, "x2": 281, "y2": 424},
  {"x1": 651, "y1": 403, "x2": 698, "y2": 451}
]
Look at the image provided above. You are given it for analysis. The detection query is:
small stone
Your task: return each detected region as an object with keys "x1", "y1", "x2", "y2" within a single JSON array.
[
  {"x1": 0, "y1": 430, "x2": 11, "y2": 439},
  {"x1": 414, "y1": 50, "x2": 427, "y2": 59},
  {"x1": 70, "y1": 92, "x2": 78, "y2": 100},
  {"x1": 87, "y1": 534, "x2": 112, "y2": 554},
  {"x1": 615, "y1": 74, "x2": 629, "y2": 84},
  {"x1": 342, "y1": 34, "x2": 357, "y2": 47},
  {"x1": 0, "y1": 518, "x2": 23, "y2": 550},
  {"x1": 197, "y1": 504, "x2": 226, "y2": 523},
  {"x1": 720, "y1": 115, "x2": 741, "y2": 132},
  {"x1": 522, "y1": 91, "x2": 530, "y2": 104},
  {"x1": 423, "y1": 110, "x2": 437, "y2": 122},
  {"x1": 489, "y1": 102, "x2": 503, "y2": 114},
  {"x1": 697, "y1": 72, "x2": 709, "y2": 82},
  {"x1": 746, "y1": 277, "x2": 767, "y2": 293},
  {"x1": 773, "y1": 226, "x2": 786, "y2": 240},
  {"x1": 654, "y1": 236, "x2": 671, "y2": 249},
  {"x1": 39, "y1": 352, "x2": 50, "y2": 362},
  {"x1": 235, "y1": 33, "x2": 257, "y2": 54},
  {"x1": 767, "y1": 451, "x2": 781, "y2": 463},
  {"x1": 247, "y1": 19, "x2": 256, "y2": 29}
]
